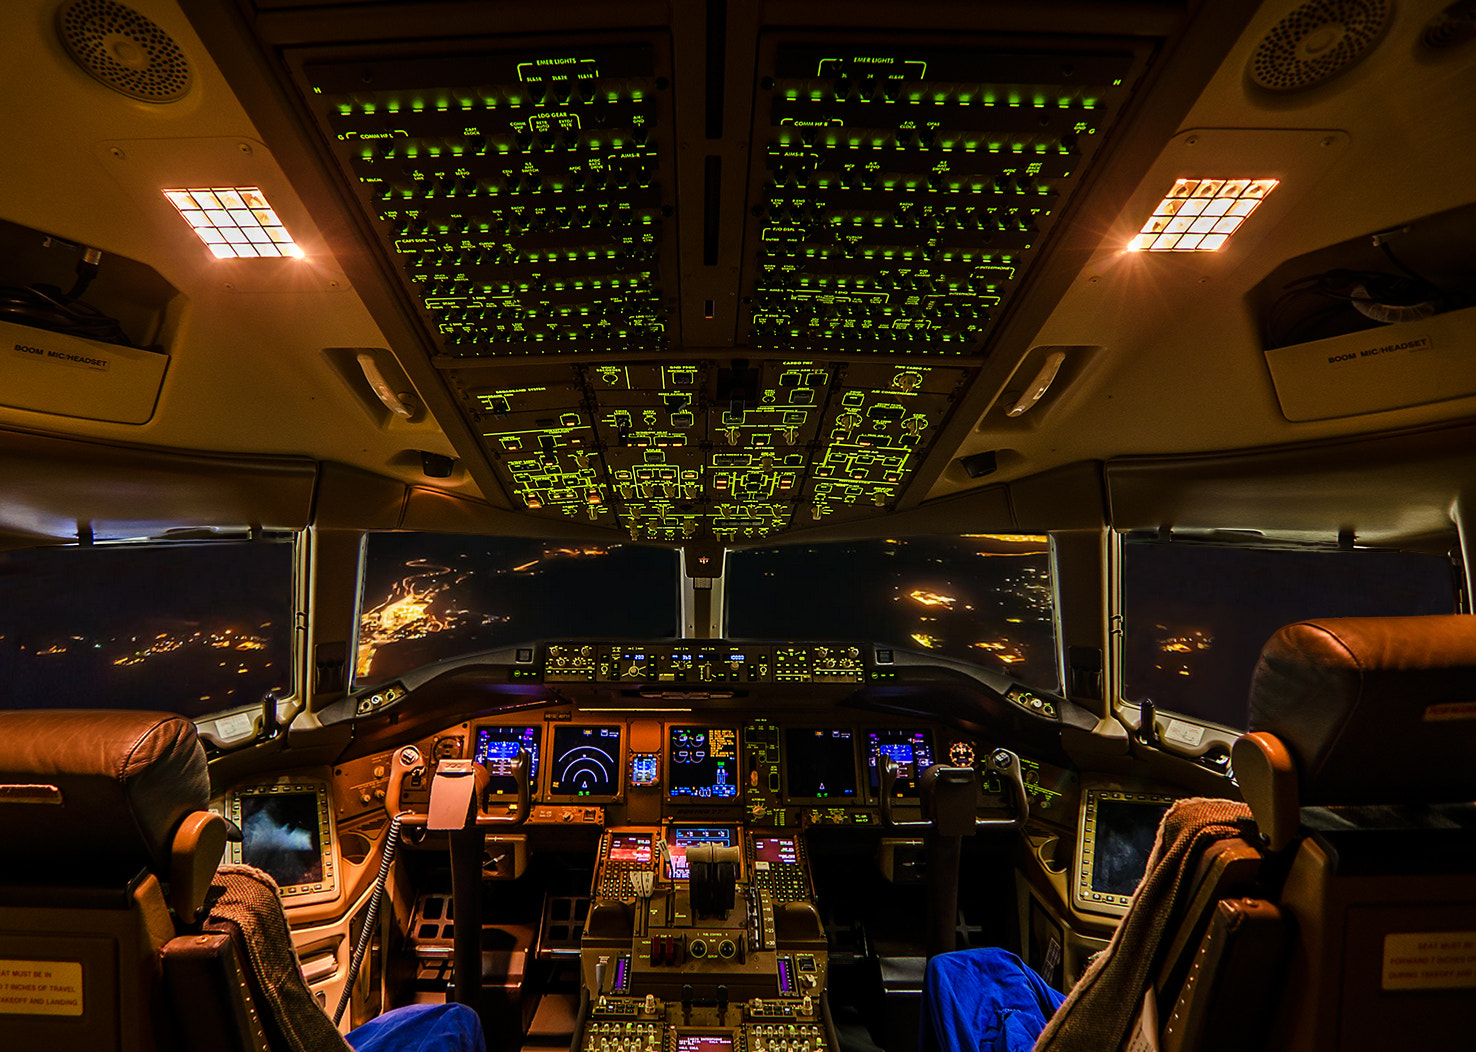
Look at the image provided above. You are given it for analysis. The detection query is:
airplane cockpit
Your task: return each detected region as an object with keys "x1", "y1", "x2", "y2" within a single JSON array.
[{"x1": 2, "y1": 1, "x2": 1475, "y2": 1050}]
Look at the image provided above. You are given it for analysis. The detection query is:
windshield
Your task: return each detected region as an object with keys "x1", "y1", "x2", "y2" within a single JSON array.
[
  {"x1": 0, "y1": 539, "x2": 293, "y2": 717},
  {"x1": 1120, "y1": 539, "x2": 1459, "y2": 729},
  {"x1": 355, "y1": 534, "x2": 680, "y2": 685},
  {"x1": 723, "y1": 535, "x2": 1059, "y2": 692}
]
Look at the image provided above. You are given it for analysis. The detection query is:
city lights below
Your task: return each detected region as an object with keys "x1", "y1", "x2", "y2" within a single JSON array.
[{"x1": 907, "y1": 589, "x2": 957, "y2": 609}]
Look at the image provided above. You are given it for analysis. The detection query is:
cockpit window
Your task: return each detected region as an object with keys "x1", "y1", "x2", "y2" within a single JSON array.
[
  {"x1": 0, "y1": 539, "x2": 293, "y2": 718},
  {"x1": 723, "y1": 535, "x2": 1060, "y2": 692},
  {"x1": 1120, "y1": 538, "x2": 1460, "y2": 730},
  {"x1": 355, "y1": 534, "x2": 680, "y2": 685}
]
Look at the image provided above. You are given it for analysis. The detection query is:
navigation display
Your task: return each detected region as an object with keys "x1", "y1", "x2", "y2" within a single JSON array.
[
  {"x1": 240, "y1": 790, "x2": 324, "y2": 889},
  {"x1": 549, "y1": 724, "x2": 623, "y2": 797},
  {"x1": 752, "y1": 836, "x2": 798, "y2": 864},
  {"x1": 866, "y1": 728, "x2": 936, "y2": 798},
  {"x1": 473, "y1": 725, "x2": 540, "y2": 795},
  {"x1": 668, "y1": 726, "x2": 739, "y2": 801},
  {"x1": 784, "y1": 728, "x2": 858, "y2": 800},
  {"x1": 665, "y1": 826, "x2": 734, "y2": 880}
]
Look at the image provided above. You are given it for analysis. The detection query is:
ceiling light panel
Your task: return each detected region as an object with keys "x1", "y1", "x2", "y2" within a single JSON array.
[
  {"x1": 164, "y1": 187, "x2": 304, "y2": 259},
  {"x1": 1128, "y1": 177, "x2": 1278, "y2": 251}
]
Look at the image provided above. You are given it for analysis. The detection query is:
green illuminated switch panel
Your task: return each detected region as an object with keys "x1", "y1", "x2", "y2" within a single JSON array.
[
  {"x1": 741, "y1": 37, "x2": 1141, "y2": 357},
  {"x1": 804, "y1": 362, "x2": 965, "y2": 523},
  {"x1": 463, "y1": 364, "x2": 614, "y2": 523},
  {"x1": 298, "y1": 39, "x2": 678, "y2": 357},
  {"x1": 463, "y1": 359, "x2": 968, "y2": 539}
]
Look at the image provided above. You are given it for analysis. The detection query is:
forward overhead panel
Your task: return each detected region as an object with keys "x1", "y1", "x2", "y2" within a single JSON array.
[
  {"x1": 448, "y1": 360, "x2": 966, "y2": 542},
  {"x1": 266, "y1": 11, "x2": 1155, "y2": 541}
]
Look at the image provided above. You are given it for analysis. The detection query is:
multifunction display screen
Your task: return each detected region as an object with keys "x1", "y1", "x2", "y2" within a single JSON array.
[
  {"x1": 784, "y1": 728, "x2": 858, "y2": 800},
  {"x1": 549, "y1": 724, "x2": 623, "y2": 797},
  {"x1": 676, "y1": 1037, "x2": 733, "y2": 1052},
  {"x1": 473, "y1": 725, "x2": 540, "y2": 795},
  {"x1": 608, "y1": 833, "x2": 653, "y2": 864},
  {"x1": 752, "y1": 836, "x2": 799, "y2": 865},
  {"x1": 240, "y1": 791, "x2": 324, "y2": 889},
  {"x1": 668, "y1": 726, "x2": 739, "y2": 800},
  {"x1": 866, "y1": 728, "x2": 936, "y2": 798},
  {"x1": 665, "y1": 826, "x2": 733, "y2": 880},
  {"x1": 629, "y1": 752, "x2": 660, "y2": 787},
  {"x1": 1092, "y1": 799, "x2": 1172, "y2": 895}
]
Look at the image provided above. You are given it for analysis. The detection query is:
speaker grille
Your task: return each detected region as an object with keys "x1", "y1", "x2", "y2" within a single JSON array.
[
  {"x1": 1249, "y1": 0, "x2": 1391, "y2": 92},
  {"x1": 1423, "y1": 0, "x2": 1476, "y2": 50},
  {"x1": 56, "y1": 0, "x2": 192, "y2": 103}
]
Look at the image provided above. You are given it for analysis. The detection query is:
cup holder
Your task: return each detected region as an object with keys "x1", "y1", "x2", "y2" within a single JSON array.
[
  {"x1": 1037, "y1": 835, "x2": 1069, "y2": 875},
  {"x1": 340, "y1": 831, "x2": 373, "y2": 865}
]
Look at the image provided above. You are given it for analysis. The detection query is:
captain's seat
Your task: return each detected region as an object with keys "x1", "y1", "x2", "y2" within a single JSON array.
[{"x1": 0, "y1": 709, "x2": 480, "y2": 1052}]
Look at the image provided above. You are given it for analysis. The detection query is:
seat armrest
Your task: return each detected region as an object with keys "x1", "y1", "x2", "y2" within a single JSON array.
[
  {"x1": 1161, "y1": 898, "x2": 1288, "y2": 1052},
  {"x1": 162, "y1": 931, "x2": 272, "y2": 1052}
]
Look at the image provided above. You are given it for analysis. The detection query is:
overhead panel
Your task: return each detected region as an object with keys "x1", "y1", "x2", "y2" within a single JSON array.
[
  {"x1": 740, "y1": 36, "x2": 1142, "y2": 358},
  {"x1": 296, "y1": 36, "x2": 678, "y2": 358},
  {"x1": 451, "y1": 361, "x2": 965, "y2": 543},
  {"x1": 254, "y1": 13, "x2": 1161, "y2": 543}
]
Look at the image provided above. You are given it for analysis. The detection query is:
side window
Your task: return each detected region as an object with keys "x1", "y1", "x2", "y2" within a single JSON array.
[
  {"x1": 0, "y1": 539, "x2": 294, "y2": 718},
  {"x1": 1120, "y1": 539, "x2": 1458, "y2": 730}
]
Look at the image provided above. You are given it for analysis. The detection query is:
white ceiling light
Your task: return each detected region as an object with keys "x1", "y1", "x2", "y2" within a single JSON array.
[
  {"x1": 1128, "y1": 178, "x2": 1279, "y2": 252},
  {"x1": 163, "y1": 187, "x2": 305, "y2": 259}
]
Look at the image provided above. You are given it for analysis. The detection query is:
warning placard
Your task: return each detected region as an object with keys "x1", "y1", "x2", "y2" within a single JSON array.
[
  {"x1": 1382, "y1": 932, "x2": 1476, "y2": 990},
  {"x1": 0, "y1": 960, "x2": 84, "y2": 1016}
]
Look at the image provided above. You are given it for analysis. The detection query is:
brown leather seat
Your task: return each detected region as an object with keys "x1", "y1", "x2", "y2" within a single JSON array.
[
  {"x1": 1233, "y1": 615, "x2": 1476, "y2": 1052},
  {"x1": 0, "y1": 709, "x2": 225, "y2": 1050},
  {"x1": 0, "y1": 709, "x2": 334, "y2": 1051}
]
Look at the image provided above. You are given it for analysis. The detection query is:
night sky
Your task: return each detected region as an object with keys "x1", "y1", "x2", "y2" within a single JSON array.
[
  {"x1": 357, "y1": 535, "x2": 679, "y2": 684},
  {"x1": 0, "y1": 541, "x2": 293, "y2": 717},
  {"x1": 1122, "y1": 542, "x2": 1456, "y2": 728},
  {"x1": 724, "y1": 537, "x2": 1059, "y2": 691}
]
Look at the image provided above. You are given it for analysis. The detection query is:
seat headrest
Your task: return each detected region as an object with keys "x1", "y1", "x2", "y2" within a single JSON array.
[
  {"x1": 0, "y1": 709, "x2": 209, "y2": 880},
  {"x1": 1246, "y1": 616, "x2": 1476, "y2": 805}
]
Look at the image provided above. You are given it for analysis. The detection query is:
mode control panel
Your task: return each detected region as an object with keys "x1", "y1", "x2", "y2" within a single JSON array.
[{"x1": 543, "y1": 642, "x2": 868, "y2": 684}]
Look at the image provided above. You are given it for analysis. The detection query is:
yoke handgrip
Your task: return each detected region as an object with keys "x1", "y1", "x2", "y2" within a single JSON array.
[
  {"x1": 879, "y1": 750, "x2": 1030, "y2": 831},
  {"x1": 979, "y1": 748, "x2": 1029, "y2": 830}
]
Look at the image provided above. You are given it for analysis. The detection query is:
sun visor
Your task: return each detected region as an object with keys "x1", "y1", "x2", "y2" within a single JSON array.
[{"x1": 0, "y1": 429, "x2": 317, "y2": 542}]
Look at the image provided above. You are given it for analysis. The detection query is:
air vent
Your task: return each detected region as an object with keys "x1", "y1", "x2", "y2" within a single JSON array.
[
  {"x1": 1422, "y1": 0, "x2": 1476, "y2": 49},
  {"x1": 56, "y1": 0, "x2": 192, "y2": 103},
  {"x1": 1248, "y1": 0, "x2": 1390, "y2": 93}
]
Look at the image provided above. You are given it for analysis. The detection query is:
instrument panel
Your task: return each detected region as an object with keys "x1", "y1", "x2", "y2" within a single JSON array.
[{"x1": 329, "y1": 708, "x2": 1079, "y2": 831}]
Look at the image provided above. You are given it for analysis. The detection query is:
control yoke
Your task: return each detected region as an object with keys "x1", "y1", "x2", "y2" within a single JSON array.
[
  {"x1": 381, "y1": 746, "x2": 532, "y2": 1013},
  {"x1": 386, "y1": 745, "x2": 532, "y2": 827},
  {"x1": 880, "y1": 749, "x2": 1029, "y2": 958},
  {"x1": 879, "y1": 748, "x2": 1029, "y2": 831}
]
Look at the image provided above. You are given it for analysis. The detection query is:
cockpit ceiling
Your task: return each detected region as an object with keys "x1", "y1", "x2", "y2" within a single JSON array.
[{"x1": 192, "y1": 3, "x2": 1179, "y2": 543}]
